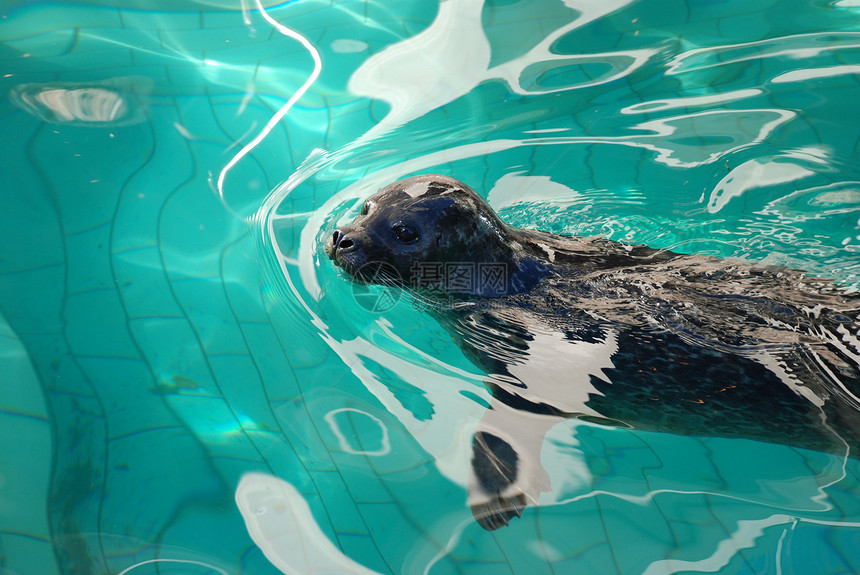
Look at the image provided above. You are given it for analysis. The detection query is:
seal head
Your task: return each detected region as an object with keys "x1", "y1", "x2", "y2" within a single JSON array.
[{"x1": 326, "y1": 175, "x2": 551, "y2": 297}]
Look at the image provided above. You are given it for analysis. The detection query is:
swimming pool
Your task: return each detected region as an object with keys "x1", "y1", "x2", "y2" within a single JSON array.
[{"x1": 1, "y1": 0, "x2": 859, "y2": 573}]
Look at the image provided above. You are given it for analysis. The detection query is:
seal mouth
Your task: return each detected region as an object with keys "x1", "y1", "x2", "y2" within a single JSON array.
[
  {"x1": 324, "y1": 236, "x2": 384, "y2": 284},
  {"x1": 326, "y1": 247, "x2": 358, "y2": 277}
]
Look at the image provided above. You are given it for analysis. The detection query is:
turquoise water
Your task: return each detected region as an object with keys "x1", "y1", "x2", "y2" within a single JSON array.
[{"x1": 2, "y1": 0, "x2": 860, "y2": 573}]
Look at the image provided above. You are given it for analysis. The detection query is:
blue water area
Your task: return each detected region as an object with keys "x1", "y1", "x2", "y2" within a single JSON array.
[{"x1": 2, "y1": 0, "x2": 860, "y2": 573}]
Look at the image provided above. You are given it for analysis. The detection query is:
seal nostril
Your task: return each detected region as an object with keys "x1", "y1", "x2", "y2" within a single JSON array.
[{"x1": 332, "y1": 229, "x2": 355, "y2": 252}]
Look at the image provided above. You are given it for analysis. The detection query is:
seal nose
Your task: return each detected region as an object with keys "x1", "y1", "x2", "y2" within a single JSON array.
[{"x1": 331, "y1": 229, "x2": 355, "y2": 253}]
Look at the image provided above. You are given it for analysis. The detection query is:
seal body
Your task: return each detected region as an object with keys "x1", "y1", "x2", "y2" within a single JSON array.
[{"x1": 327, "y1": 174, "x2": 860, "y2": 530}]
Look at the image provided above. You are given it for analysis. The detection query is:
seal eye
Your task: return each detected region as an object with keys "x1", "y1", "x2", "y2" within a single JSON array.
[
  {"x1": 359, "y1": 201, "x2": 369, "y2": 216},
  {"x1": 392, "y1": 223, "x2": 418, "y2": 244}
]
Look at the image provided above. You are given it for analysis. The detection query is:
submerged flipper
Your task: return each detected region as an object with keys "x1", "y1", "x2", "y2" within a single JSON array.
[{"x1": 469, "y1": 431, "x2": 528, "y2": 530}]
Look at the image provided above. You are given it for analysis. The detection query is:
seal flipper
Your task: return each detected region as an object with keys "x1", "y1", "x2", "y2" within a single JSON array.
[
  {"x1": 471, "y1": 494, "x2": 526, "y2": 531},
  {"x1": 469, "y1": 431, "x2": 528, "y2": 530}
]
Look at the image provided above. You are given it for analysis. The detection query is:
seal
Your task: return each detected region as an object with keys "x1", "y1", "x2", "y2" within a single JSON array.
[{"x1": 326, "y1": 174, "x2": 860, "y2": 530}]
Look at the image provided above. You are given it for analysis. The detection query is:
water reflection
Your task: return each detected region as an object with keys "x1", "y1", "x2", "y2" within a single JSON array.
[
  {"x1": 349, "y1": 0, "x2": 643, "y2": 138},
  {"x1": 10, "y1": 77, "x2": 150, "y2": 126},
  {"x1": 707, "y1": 158, "x2": 816, "y2": 213},
  {"x1": 772, "y1": 63, "x2": 860, "y2": 83},
  {"x1": 667, "y1": 32, "x2": 860, "y2": 75},
  {"x1": 2, "y1": 0, "x2": 857, "y2": 571},
  {"x1": 235, "y1": 473, "x2": 383, "y2": 575},
  {"x1": 324, "y1": 408, "x2": 391, "y2": 456},
  {"x1": 621, "y1": 89, "x2": 762, "y2": 114},
  {"x1": 215, "y1": 0, "x2": 322, "y2": 201}
]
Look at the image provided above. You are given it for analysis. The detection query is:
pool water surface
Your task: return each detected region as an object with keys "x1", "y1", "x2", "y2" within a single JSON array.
[{"x1": 1, "y1": 0, "x2": 860, "y2": 573}]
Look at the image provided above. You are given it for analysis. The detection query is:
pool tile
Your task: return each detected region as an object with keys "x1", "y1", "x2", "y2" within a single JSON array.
[
  {"x1": 238, "y1": 323, "x2": 301, "y2": 385},
  {"x1": 208, "y1": 354, "x2": 270, "y2": 405},
  {"x1": 3, "y1": 28, "x2": 77, "y2": 58},
  {"x1": 716, "y1": 9, "x2": 773, "y2": 41},
  {"x1": 201, "y1": 9, "x2": 251, "y2": 30},
  {"x1": 113, "y1": 254, "x2": 187, "y2": 319},
  {"x1": 446, "y1": 529, "x2": 517, "y2": 573},
  {"x1": 0, "y1": 324, "x2": 48, "y2": 416},
  {"x1": 0, "y1": 266, "x2": 65, "y2": 338},
  {"x1": 30, "y1": 126, "x2": 148, "y2": 237},
  {"x1": 127, "y1": 315, "x2": 202, "y2": 374},
  {"x1": 79, "y1": 26, "x2": 162, "y2": 52},
  {"x1": 0, "y1": 534, "x2": 60, "y2": 575},
  {"x1": 317, "y1": 474, "x2": 375, "y2": 535},
  {"x1": 267, "y1": 403, "x2": 337, "y2": 473},
  {"x1": 207, "y1": 96, "x2": 296, "y2": 181},
  {"x1": 65, "y1": 228, "x2": 114, "y2": 293},
  {"x1": 0, "y1": 333, "x2": 54, "y2": 573},
  {"x1": 104, "y1": 425, "x2": 227, "y2": 523},
  {"x1": 128, "y1": 46, "x2": 189, "y2": 67},
  {"x1": 583, "y1": 141, "x2": 648, "y2": 193},
  {"x1": 829, "y1": 525, "x2": 860, "y2": 573},
  {"x1": 600, "y1": 497, "x2": 680, "y2": 573},
  {"x1": 829, "y1": 466, "x2": 860, "y2": 517},
  {"x1": 468, "y1": 522, "x2": 552, "y2": 574},
  {"x1": 37, "y1": 48, "x2": 135, "y2": 72},
  {"x1": 2, "y1": 4, "x2": 121, "y2": 42},
  {"x1": 336, "y1": 531, "x2": 391, "y2": 574},
  {"x1": 310, "y1": 470, "x2": 396, "y2": 566},
  {"x1": 171, "y1": 279, "x2": 249, "y2": 356},
  {"x1": 242, "y1": 427, "x2": 314, "y2": 483},
  {"x1": 64, "y1": 290, "x2": 137, "y2": 357},
  {"x1": 708, "y1": 438, "x2": 811, "y2": 497},
  {"x1": 222, "y1": 266, "x2": 268, "y2": 324},
  {"x1": 166, "y1": 393, "x2": 258, "y2": 462},
  {"x1": 355, "y1": 501, "x2": 425, "y2": 565},
  {"x1": 75, "y1": 356, "x2": 180, "y2": 438},
  {"x1": 118, "y1": 8, "x2": 203, "y2": 31},
  {"x1": 159, "y1": 26, "x2": 267, "y2": 52},
  {"x1": 139, "y1": 488, "x2": 254, "y2": 575}
]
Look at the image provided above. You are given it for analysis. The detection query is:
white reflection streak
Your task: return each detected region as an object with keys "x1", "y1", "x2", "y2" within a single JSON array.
[
  {"x1": 216, "y1": 0, "x2": 322, "y2": 201},
  {"x1": 642, "y1": 514, "x2": 860, "y2": 575},
  {"x1": 621, "y1": 89, "x2": 762, "y2": 114},
  {"x1": 557, "y1": 485, "x2": 835, "y2": 516},
  {"x1": 491, "y1": 0, "x2": 645, "y2": 95},
  {"x1": 117, "y1": 559, "x2": 229, "y2": 575},
  {"x1": 706, "y1": 158, "x2": 813, "y2": 213},
  {"x1": 240, "y1": 0, "x2": 252, "y2": 26},
  {"x1": 667, "y1": 32, "x2": 860, "y2": 74},
  {"x1": 324, "y1": 408, "x2": 391, "y2": 456},
  {"x1": 500, "y1": 49, "x2": 654, "y2": 96},
  {"x1": 774, "y1": 520, "x2": 794, "y2": 575},
  {"x1": 772, "y1": 64, "x2": 860, "y2": 84},
  {"x1": 420, "y1": 518, "x2": 472, "y2": 575},
  {"x1": 236, "y1": 473, "x2": 383, "y2": 575},
  {"x1": 641, "y1": 515, "x2": 790, "y2": 575}
]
